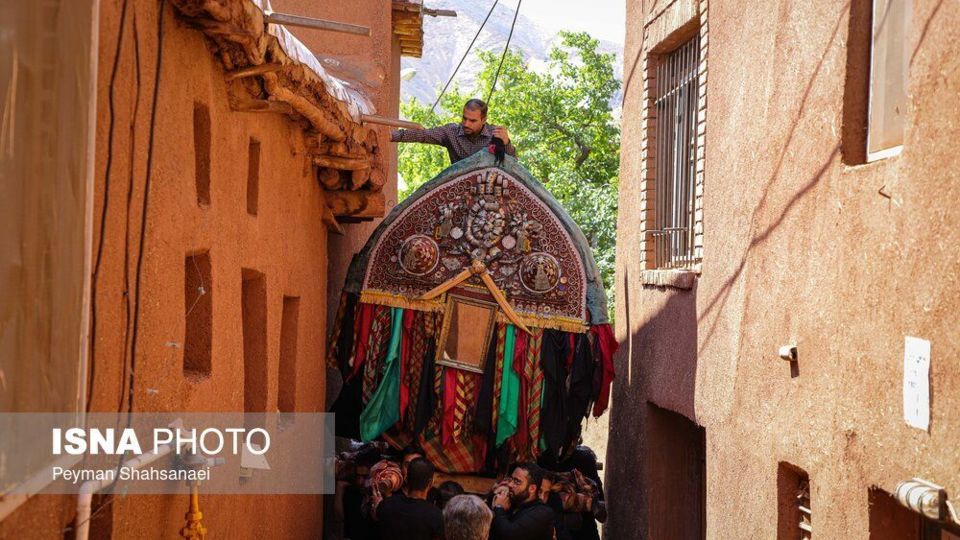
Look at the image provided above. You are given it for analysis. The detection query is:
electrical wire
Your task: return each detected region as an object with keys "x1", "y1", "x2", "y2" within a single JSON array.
[
  {"x1": 88, "y1": 0, "x2": 132, "y2": 413},
  {"x1": 487, "y1": 0, "x2": 521, "y2": 105},
  {"x1": 431, "y1": 0, "x2": 499, "y2": 112},
  {"x1": 126, "y1": 0, "x2": 166, "y2": 424}
]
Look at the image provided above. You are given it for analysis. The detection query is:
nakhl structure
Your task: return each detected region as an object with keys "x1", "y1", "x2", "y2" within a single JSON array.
[{"x1": 327, "y1": 150, "x2": 617, "y2": 473}]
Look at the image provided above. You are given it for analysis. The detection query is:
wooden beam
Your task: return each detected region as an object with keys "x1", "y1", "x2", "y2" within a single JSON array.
[
  {"x1": 313, "y1": 154, "x2": 371, "y2": 170},
  {"x1": 360, "y1": 114, "x2": 423, "y2": 130},
  {"x1": 350, "y1": 168, "x2": 371, "y2": 190},
  {"x1": 424, "y1": 8, "x2": 457, "y2": 17},
  {"x1": 433, "y1": 472, "x2": 496, "y2": 495},
  {"x1": 264, "y1": 12, "x2": 370, "y2": 36},
  {"x1": 225, "y1": 62, "x2": 284, "y2": 81},
  {"x1": 317, "y1": 167, "x2": 343, "y2": 190},
  {"x1": 326, "y1": 190, "x2": 386, "y2": 218},
  {"x1": 322, "y1": 205, "x2": 346, "y2": 235},
  {"x1": 232, "y1": 99, "x2": 295, "y2": 114}
]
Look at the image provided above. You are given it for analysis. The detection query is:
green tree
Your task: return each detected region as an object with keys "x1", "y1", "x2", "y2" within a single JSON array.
[{"x1": 398, "y1": 32, "x2": 620, "y2": 316}]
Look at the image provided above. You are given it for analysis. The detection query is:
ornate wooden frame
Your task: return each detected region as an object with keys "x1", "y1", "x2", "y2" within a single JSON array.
[{"x1": 435, "y1": 294, "x2": 498, "y2": 374}]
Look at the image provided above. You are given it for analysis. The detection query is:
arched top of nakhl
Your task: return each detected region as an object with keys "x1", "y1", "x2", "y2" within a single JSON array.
[{"x1": 343, "y1": 150, "x2": 608, "y2": 332}]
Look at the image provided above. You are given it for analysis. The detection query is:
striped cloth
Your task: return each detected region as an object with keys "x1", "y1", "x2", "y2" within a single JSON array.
[{"x1": 362, "y1": 305, "x2": 392, "y2": 404}]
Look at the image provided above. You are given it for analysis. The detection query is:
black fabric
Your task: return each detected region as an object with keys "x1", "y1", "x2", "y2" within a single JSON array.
[
  {"x1": 331, "y1": 375, "x2": 363, "y2": 439},
  {"x1": 343, "y1": 485, "x2": 378, "y2": 540},
  {"x1": 474, "y1": 329, "x2": 501, "y2": 436},
  {"x1": 555, "y1": 446, "x2": 605, "y2": 540},
  {"x1": 566, "y1": 334, "x2": 595, "y2": 445},
  {"x1": 329, "y1": 293, "x2": 362, "y2": 439},
  {"x1": 547, "y1": 492, "x2": 577, "y2": 540},
  {"x1": 412, "y1": 339, "x2": 437, "y2": 436},
  {"x1": 375, "y1": 492, "x2": 443, "y2": 540},
  {"x1": 490, "y1": 499, "x2": 555, "y2": 540},
  {"x1": 540, "y1": 329, "x2": 571, "y2": 456},
  {"x1": 336, "y1": 293, "x2": 359, "y2": 374}
]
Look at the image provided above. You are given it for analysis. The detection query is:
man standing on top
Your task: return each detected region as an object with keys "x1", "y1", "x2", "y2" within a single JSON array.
[
  {"x1": 390, "y1": 98, "x2": 516, "y2": 164},
  {"x1": 489, "y1": 463, "x2": 555, "y2": 540}
]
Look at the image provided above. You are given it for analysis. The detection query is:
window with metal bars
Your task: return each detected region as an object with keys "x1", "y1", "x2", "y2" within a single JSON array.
[{"x1": 651, "y1": 34, "x2": 701, "y2": 269}]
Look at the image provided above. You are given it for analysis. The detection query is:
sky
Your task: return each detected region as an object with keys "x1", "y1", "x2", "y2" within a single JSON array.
[{"x1": 498, "y1": 0, "x2": 626, "y2": 44}]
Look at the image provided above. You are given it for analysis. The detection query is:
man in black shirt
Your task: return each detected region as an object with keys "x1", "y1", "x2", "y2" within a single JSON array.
[
  {"x1": 490, "y1": 463, "x2": 555, "y2": 540},
  {"x1": 376, "y1": 457, "x2": 443, "y2": 540}
]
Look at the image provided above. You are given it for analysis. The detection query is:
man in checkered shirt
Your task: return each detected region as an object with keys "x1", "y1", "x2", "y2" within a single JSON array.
[{"x1": 390, "y1": 98, "x2": 517, "y2": 164}]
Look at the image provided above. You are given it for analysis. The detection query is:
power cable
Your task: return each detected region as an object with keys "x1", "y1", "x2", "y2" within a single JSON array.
[
  {"x1": 487, "y1": 0, "x2": 522, "y2": 105},
  {"x1": 431, "y1": 0, "x2": 499, "y2": 112}
]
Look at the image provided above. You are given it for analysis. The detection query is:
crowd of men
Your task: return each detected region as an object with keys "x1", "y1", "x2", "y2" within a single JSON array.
[{"x1": 328, "y1": 443, "x2": 606, "y2": 540}]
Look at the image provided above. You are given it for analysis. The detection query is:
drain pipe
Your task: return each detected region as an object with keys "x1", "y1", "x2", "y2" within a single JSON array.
[{"x1": 75, "y1": 424, "x2": 188, "y2": 540}]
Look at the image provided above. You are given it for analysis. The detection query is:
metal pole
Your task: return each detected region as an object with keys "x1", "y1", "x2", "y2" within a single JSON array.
[{"x1": 264, "y1": 12, "x2": 370, "y2": 36}]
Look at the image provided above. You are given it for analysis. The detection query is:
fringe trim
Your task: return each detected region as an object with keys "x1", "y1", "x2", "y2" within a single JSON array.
[
  {"x1": 360, "y1": 290, "x2": 445, "y2": 312},
  {"x1": 361, "y1": 290, "x2": 589, "y2": 333},
  {"x1": 495, "y1": 311, "x2": 589, "y2": 334}
]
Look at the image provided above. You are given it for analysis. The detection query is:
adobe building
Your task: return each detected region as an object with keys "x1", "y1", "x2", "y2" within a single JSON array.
[
  {"x1": 0, "y1": 0, "x2": 432, "y2": 537},
  {"x1": 610, "y1": 0, "x2": 960, "y2": 538}
]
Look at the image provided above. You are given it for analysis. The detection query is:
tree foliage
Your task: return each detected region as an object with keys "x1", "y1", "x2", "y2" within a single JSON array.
[{"x1": 398, "y1": 32, "x2": 620, "y2": 315}]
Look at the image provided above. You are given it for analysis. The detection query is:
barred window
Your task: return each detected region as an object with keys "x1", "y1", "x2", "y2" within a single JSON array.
[
  {"x1": 866, "y1": 0, "x2": 909, "y2": 161},
  {"x1": 652, "y1": 35, "x2": 701, "y2": 269}
]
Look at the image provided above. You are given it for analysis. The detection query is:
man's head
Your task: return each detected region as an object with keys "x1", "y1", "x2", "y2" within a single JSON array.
[
  {"x1": 461, "y1": 98, "x2": 488, "y2": 135},
  {"x1": 507, "y1": 463, "x2": 543, "y2": 506},
  {"x1": 539, "y1": 472, "x2": 555, "y2": 504},
  {"x1": 405, "y1": 457, "x2": 435, "y2": 495},
  {"x1": 444, "y1": 494, "x2": 493, "y2": 540},
  {"x1": 401, "y1": 445, "x2": 424, "y2": 478},
  {"x1": 436, "y1": 480, "x2": 465, "y2": 509}
]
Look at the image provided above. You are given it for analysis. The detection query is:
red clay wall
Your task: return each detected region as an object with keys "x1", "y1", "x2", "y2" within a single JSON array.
[
  {"x1": 611, "y1": 0, "x2": 960, "y2": 538},
  {"x1": 270, "y1": 0, "x2": 403, "y2": 326},
  {"x1": 0, "y1": 0, "x2": 381, "y2": 535}
]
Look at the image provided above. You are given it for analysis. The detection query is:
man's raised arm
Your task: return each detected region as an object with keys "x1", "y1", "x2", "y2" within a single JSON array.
[{"x1": 390, "y1": 124, "x2": 451, "y2": 146}]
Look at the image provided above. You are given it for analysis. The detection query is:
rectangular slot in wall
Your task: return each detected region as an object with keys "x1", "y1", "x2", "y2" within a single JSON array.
[
  {"x1": 193, "y1": 102, "x2": 211, "y2": 205},
  {"x1": 183, "y1": 251, "x2": 213, "y2": 379},
  {"x1": 645, "y1": 402, "x2": 706, "y2": 539},
  {"x1": 246, "y1": 137, "x2": 260, "y2": 215},
  {"x1": 278, "y1": 296, "x2": 299, "y2": 413},
  {"x1": 777, "y1": 462, "x2": 812, "y2": 539},
  {"x1": 241, "y1": 269, "x2": 268, "y2": 421}
]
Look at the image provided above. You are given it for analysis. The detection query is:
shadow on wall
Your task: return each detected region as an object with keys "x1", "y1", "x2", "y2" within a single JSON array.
[{"x1": 604, "y1": 270, "x2": 701, "y2": 540}]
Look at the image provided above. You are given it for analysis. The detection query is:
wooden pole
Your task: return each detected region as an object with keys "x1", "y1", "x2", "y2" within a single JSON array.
[
  {"x1": 231, "y1": 99, "x2": 295, "y2": 115},
  {"x1": 225, "y1": 62, "x2": 283, "y2": 81},
  {"x1": 424, "y1": 8, "x2": 457, "y2": 17},
  {"x1": 313, "y1": 154, "x2": 372, "y2": 170},
  {"x1": 264, "y1": 12, "x2": 370, "y2": 36},
  {"x1": 360, "y1": 114, "x2": 423, "y2": 130}
]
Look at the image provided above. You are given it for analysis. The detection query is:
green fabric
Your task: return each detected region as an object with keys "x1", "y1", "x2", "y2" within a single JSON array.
[
  {"x1": 360, "y1": 308, "x2": 404, "y2": 442},
  {"x1": 496, "y1": 325, "x2": 519, "y2": 447}
]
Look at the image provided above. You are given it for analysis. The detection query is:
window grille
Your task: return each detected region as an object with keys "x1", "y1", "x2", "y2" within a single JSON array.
[
  {"x1": 652, "y1": 34, "x2": 701, "y2": 269},
  {"x1": 798, "y1": 477, "x2": 812, "y2": 539},
  {"x1": 866, "y1": 0, "x2": 909, "y2": 161}
]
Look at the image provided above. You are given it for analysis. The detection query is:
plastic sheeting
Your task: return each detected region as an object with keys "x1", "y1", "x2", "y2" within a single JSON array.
[
  {"x1": 0, "y1": 0, "x2": 96, "y2": 415},
  {"x1": 251, "y1": 0, "x2": 375, "y2": 121}
]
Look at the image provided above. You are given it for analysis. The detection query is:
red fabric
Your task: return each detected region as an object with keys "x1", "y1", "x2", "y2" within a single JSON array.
[
  {"x1": 347, "y1": 303, "x2": 375, "y2": 382},
  {"x1": 512, "y1": 331, "x2": 529, "y2": 451},
  {"x1": 565, "y1": 334, "x2": 576, "y2": 370},
  {"x1": 590, "y1": 324, "x2": 618, "y2": 417},
  {"x1": 442, "y1": 368, "x2": 458, "y2": 447},
  {"x1": 399, "y1": 310, "x2": 416, "y2": 421}
]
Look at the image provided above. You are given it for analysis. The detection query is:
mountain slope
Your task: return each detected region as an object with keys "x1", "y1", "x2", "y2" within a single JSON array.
[{"x1": 401, "y1": 0, "x2": 623, "y2": 108}]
